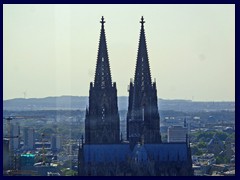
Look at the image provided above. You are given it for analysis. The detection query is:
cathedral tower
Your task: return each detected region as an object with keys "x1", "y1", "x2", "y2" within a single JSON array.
[
  {"x1": 127, "y1": 17, "x2": 161, "y2": 145},
  {"x1": 85, "y1": 17, "x2": 120, "y2": 144}
]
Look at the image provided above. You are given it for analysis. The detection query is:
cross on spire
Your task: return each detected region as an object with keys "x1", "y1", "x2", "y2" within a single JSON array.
[
  {"x1": 140, "y1": 16, "x2": 145, "y2": 26},
  {"x1": 100, "y1": 16, "x2": 105, "y2": 25}
]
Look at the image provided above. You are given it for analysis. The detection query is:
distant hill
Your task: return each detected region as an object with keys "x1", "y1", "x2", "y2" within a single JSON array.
[{"x1": 3, "y1": 96, "x2": 235, "y2": 112}]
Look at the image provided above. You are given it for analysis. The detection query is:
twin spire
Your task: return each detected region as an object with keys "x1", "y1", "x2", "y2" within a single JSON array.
[
  {"x1": 94, "y1": 16, "x2": 152, "y2": 90},
  {"x1": 89, "y1": 16, "x2": 160, "y2": 144},
  {"x1": 134, "y1": 16, "x2": 152, "y2": 90},
  {"x1": 94, "y1": 16, "x2": 112, "y2": 89}
]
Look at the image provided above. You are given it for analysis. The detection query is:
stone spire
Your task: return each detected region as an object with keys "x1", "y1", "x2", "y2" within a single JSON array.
[
  {"x1": 134, "y1": 16, "x2": 152, "y2": 90},
  {"x1": 127, "y1": 17, "x2": 161, "y2": 146},
  {"x1": 85, "y1": 17, "x2": 120, "y2": 144},
  {"x1": 94, "y1": 16, "x2": 112, "y2": 89}
]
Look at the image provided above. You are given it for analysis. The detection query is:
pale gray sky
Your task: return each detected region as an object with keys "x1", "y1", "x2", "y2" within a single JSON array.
[{"x1": 3, "y1": 4, "x2": 235, "y2": 101}]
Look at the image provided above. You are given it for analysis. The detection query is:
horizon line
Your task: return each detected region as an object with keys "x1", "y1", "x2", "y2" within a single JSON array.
[{"x1": 3, "y1": 95, "x2": 235, "y2": 102}]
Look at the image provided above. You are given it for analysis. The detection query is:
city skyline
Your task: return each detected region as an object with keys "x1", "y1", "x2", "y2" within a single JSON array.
[{"x1": 3, "y1": 4, "x2": 235, "y2": 101}]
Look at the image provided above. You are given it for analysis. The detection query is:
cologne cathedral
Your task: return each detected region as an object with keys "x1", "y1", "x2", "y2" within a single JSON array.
[{"x1": 78, "y1": 16, "x2": 193, "y2": 176}]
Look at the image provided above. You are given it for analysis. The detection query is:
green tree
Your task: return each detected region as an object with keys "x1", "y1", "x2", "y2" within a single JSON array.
[
  {"x1": 198, "y1": 141, "x2": 207, "y2": 149},
  {"x1": 216, "y1": 156, "x2": 230, "y2": 164},
  {"x1": 61, "y1": 168, "x2": 77, "y2": 176},
  {"x1": 215, "y1": 131, "x2": 228, "y2": 141},
  {"x1": 191, "y1": 145, "x2": 203, "y2": 156}
]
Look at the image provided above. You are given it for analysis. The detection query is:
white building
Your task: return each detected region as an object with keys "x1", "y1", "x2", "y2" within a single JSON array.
[
  {"x1": 168, "y1": 125, "x2": 187, "y2": 143},
  {"x1": 23, "y1": 127, "x2": 35, "y2": 150}
]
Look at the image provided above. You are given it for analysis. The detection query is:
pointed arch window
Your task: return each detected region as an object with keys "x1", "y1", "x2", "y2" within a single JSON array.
[{"x1": 101, "y1": 105, "x2": 106, "y2": 121}]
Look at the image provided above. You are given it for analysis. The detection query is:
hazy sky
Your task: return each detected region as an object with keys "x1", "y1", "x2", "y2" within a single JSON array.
[{"x1": 3, "y1": 4, "x2": 235, "y2": 101}]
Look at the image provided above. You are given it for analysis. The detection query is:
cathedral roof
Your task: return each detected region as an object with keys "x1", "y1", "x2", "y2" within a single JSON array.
[
  {"x1": 144, "y1": 143, "x2": 188, "y2": 161},
  {"x1": 132, "y1": 143, "x2": 148, "y2": 163},
  {"x1": 83, "y1": 143, "x2": 189, "y2": 164},
  {"x1": 84, "y1": 144, "x2": 131, "y2": 163}
]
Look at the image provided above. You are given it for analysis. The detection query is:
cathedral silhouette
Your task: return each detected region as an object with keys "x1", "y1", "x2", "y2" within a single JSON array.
[{"x1": 78, "y1": 16, "x2": 193, "y2": 176}]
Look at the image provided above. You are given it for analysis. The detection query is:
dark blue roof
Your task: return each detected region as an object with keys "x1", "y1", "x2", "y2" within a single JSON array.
[
  {"x1": 83, "y1": 144, "x2": 131, "y2": 163},
  {"x1": 144, "y1": 143, "x2": 188, "y2": 161},
  {"x1": 83, "y1": 143, "x2": 189, "y2": 164},
  {"x1": 132, "y1": 143, "x2": 148, "y2": 163}
]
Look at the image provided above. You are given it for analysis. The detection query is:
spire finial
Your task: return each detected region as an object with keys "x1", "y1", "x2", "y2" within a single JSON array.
[
  {"x1": 100, "y1": 16, "x2": 105, "y2": 25},
  {"x1": 140, "y1": 16, "x2": 145, "y2": 26}
]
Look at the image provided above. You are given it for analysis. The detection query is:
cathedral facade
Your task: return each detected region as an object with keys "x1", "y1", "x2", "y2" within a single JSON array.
[{"x1": 78, "y1": 16, "x2": 193, "y2": 176}]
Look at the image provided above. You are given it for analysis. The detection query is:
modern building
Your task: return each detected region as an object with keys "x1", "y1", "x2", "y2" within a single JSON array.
[
  {"x1": 78, "y1": 16, "x2": 193, "y2": 176},
  {"x1": 3, "y1": 139, "x2": 10, "y2": 170},
  {"x1": 23, "y1": 127, "x2": 35, "y2": 150},
  {"x1": 51, "y1": 134, "x2": 61, "y2": 152},
  {"x1": 168, "y1": 126, "x2": 188, "y2": 143},
  {"x1": 20, "y1": 153, "x2": 35, "y2": 171},
  {"x1": 10, "y1": 123, "x2": 20, "y2": 150}
]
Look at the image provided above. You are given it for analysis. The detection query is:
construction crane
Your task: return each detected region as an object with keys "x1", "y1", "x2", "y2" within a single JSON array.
[
  {"x1": 3, "y1": 115, "x2": 47, "y2": 176},
  {"x1": 3, "y1": 116, "x2": 46, "y2": 135},
  {"x1": 3, "y1": 115, "x2": 46, "y2": 139},
  {"x1": 3, "y1": 116, "x2": 46, "y2": 171},
  {"x1": 4, "y1": 117, "x2": 17, "y2": 137},
  {"x1": 36, "y1": 132, "x2": 51, "y2": 165}
]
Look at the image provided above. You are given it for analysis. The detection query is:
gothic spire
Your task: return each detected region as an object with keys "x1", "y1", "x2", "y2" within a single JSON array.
[
  {"x1": 85, "y1": 16, "x2": 120, "y2": 144},
  {"x1": 94, "y1": 16, "x2": 112, "y2": 89},
  {"x1": 127, "y1": 17, "x2": 161, "y2": 145},
  {"x1": 134, "y1": 16, "x2": 152, "y2": 89}
]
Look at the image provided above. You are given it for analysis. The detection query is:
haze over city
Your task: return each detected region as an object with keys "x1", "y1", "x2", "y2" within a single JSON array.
[{"x1": 3, "y1": 4, "x2": 235, "y2": 101}]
